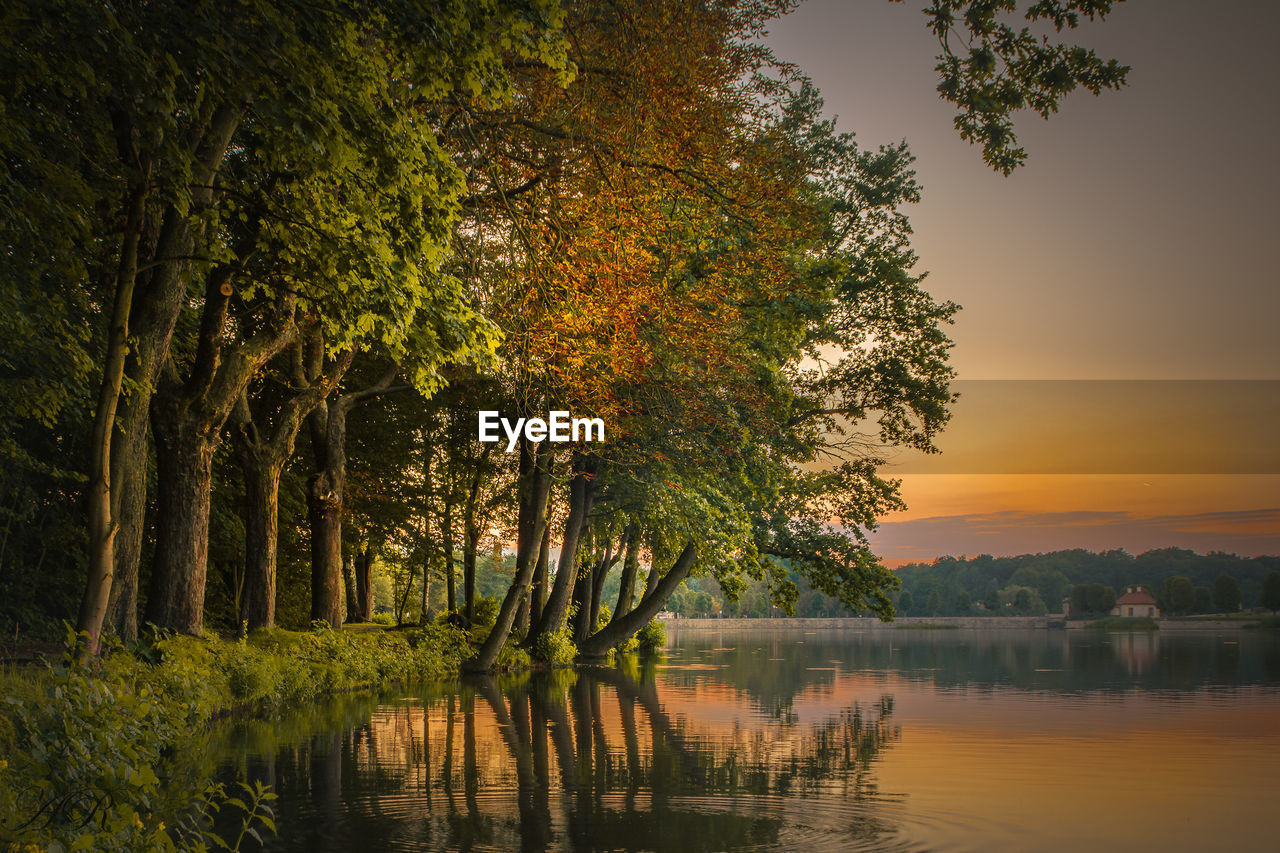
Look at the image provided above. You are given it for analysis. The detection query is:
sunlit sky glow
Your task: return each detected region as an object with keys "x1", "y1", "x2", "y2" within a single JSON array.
[{"x1": 766, "y1": 0, "x2": 1279, "y2": 561}]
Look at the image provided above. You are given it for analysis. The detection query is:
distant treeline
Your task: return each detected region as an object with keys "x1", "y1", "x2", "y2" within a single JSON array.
[{"x1": 893, "y1": 548, "x2": 1280, "y2": 617}]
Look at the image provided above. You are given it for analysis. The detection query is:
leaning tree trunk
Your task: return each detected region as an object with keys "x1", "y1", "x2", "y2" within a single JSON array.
[
  {"x1": 614, "y1": 522, "x2": 641, "y2": 619},
  {"x1": 525, "y1": 453, "x2": 596, "y2": 650},
  {"x1": 464, "y1": 439, "x2": 552, "y2": 673},
  {"x1": 579, "y1": 542, "x2": 696, "y2": 660},
  {"x1": 569, "y1": 529, "x2": 596, "y2": 644},
  {"x1": 587, "y1": 534, "x2": 620, "y2": 635}
]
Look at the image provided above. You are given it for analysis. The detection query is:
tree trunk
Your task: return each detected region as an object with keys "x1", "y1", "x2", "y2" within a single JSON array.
[
  {"x1": 569, "y1": 531, "x2": 594, "y2": 644},
  {"x1": 103, "y1": 414, "x2": 150, "y2": 642},
  {"x1": 342, "y1": 555, "x2": 359, "y2": 623},
  {"x1": 145, "y1": 259, "x2": 298, "y2": 634},
  {"x1": 309, "y1": 463, "x2": 345, "y2": 629},
  {"x1": 443, "y1": 499, "x2": 456, "y2": 613},
  {"x1": 529, "y1": 522, "x2": 551, "y2": 628},
  {"x1": 307, "y1": 363, "x2": 402, "y2": 627},
  {"x1": 239, "y1": 451, "x2": 282, "y2": 631},
  {"x1": 463, "y1": 512, "x2": 478, "y2": 624},
  {"x1": 514, "y1": 586, "x2": 530, "y2": 639},
  {"x1": 525, "y1": 453, "x2": 596, "y2": 650},
  {"x1": 79, "y1": 177, "x2": 148, "y2": 651},
  {"x1": 104, "y1": 210, "x2": 199, "y2": 642},
  {"x1": 144, "y1": 408, "x2": 217, "y2": 634},
  {"x1": 91, "y1": 107, "x2": 242, "y2": 643},
  {"x1": 579, "y1": 542, "x2": 696, "y2": 659},
  {"x1": 614, "y1": 522, "x2": 641, "y2": 619},
  {"x1": 588, "y1": 537, "x2": 616, "y2": 634},
  {"x1": 420, "y1": 446, "x2": 432, "y2": 621},
  {"x1": 464, "y1": 440, "x2": 552, "y2": 673},
  {"x1": 307, "y1": 393, "x2": 349, "y2": 629},
  {"x1": 355, "y1": 543, "x2": 374, "y2": 622},
  {"x1": 232, "y1": 344, "x2": 347, "y2": 632}
]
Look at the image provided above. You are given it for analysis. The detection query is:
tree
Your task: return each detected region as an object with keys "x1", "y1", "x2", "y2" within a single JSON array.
[
  {"x1": 926, "y1": 590, "x2": 942, "y2": 616},
  {"x1": 1193, "y1": 586, "x2": 1212, "y2": 614},
  {"x1": 13, "y1": 0, "x2": 573, "y2": 642},
  {"x1": 898, "y1": 590, "x2": 914, "y2": 616},
  {"x1": 1160, "y1": 576, "x2": 1195, "y2": 616},
  {"x1": 1071, "y1": 583, "x2": 1117, "y2": 616},
  {"x1": 1212, "y1": 574, "x2": 1240, "y2": 614},
  {"x1": 1262, "y1": 571, "x2": 1280, "y2": 614},
  {"x1": 924, "y1": 0, "x2": 1129, "y2": 174}
]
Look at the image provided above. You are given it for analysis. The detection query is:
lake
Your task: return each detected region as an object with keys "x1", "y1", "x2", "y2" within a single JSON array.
[{"x1": 209, "y1": 625, "x2": 1280, "y2": 851}]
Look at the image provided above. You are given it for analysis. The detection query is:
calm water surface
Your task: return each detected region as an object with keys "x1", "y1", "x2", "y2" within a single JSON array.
[{"x1": 210, "y1": 626, "x2": 1280, "y2": 851}]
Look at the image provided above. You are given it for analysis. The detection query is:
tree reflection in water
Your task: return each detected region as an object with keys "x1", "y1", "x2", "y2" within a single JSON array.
[{"x1": 215, "y1": 658, "x2": 902, "y2": 852}]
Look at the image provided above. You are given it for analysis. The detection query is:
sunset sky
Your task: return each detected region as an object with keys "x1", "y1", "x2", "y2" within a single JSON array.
[{"x1": 766, "y1": 0, "x2": 1279, "y2": 563}]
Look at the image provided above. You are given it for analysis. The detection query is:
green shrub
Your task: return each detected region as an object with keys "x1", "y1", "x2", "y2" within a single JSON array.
[
  {"x1": 1, "y1": 621, "x2": 476, "y2": 852},
  {"x1": 532, "y1": 627, "x2": 577, "y2": 666},
  {"x1": 472, "y1": 596, "x2": 501, "y2": 628},
  {"x1": 636, "y1": 619, "x2": 666, "y2": 653},
  {"x1": 0, "y1": 633, "x2": 275, "y2": 852},
  {"x1": 371, "y1": 611, "x2": 396, "y2": 626}
]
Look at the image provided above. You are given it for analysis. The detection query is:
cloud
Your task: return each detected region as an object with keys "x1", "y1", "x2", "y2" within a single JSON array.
[{"x1": 865, "y1": 507, "x2": 1280, "y2": 565}]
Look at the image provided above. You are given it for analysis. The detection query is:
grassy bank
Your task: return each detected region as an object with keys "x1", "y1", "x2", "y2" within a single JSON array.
[
  {"x1": 1085, "y1": 616, "x2": 1160, "y2": 631},
  {"x1": 0, "y1": 622, "x2": 471, "y2": 852}
]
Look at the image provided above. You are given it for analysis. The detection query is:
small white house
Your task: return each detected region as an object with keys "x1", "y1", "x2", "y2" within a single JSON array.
[{"x1": 1112, "y1": 586, "x2": 1160, "y2": 618}]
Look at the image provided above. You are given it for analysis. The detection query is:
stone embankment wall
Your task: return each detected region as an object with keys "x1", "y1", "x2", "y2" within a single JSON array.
[
  {"x1": 663, "y1": 616, "x2": 1263, "y2": 632},
  {"x1": 662, "y1": 616, "x2": 1053, "y2": 630}
]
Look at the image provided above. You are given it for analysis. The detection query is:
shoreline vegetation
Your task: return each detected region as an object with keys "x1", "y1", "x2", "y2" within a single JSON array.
[{"x1": 0, "y1": 617, "x2": 667, "y2": 852}]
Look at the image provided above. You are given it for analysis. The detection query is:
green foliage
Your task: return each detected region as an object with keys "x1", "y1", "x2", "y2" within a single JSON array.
[
  {"x1": 472, "y1": 596, "x2": 501, "y2": 629},
  {"x1": 1262, "y1": 572, "x2": 1280, "y2": 614},
  {"x1": 898, "y1": 550, "x2": 1279, "y2": 619},
  {"x1": 1191, "y1": 586, "x2": 1211, "y2": 614},
  {"x1": 636, "y1": 619, "x2": 667, "y2": 654},
  {"x1": 924, "y1": 0, "x2": 1130, "y2": 173},
  {"x1": 1159, "y1": 575, "x2": 1195, "y2": 616},
  {"x1": 1070, "y1": 583, "x2": 1117, "y2": 616},
  {"x1": 531, "y1": 627, "x2": 577, "y2": 666},
  {"x1": 1212, "y1": 574, "x2": 1241, "y2": 613},
  {"x1": 0, "y1": 632, "x2": 280, "y2": 851}
]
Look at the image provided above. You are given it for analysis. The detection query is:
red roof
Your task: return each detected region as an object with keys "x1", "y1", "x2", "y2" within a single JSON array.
[{"x1": 1116, "y1": 590, "x2": 1158, "y2": 606}]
